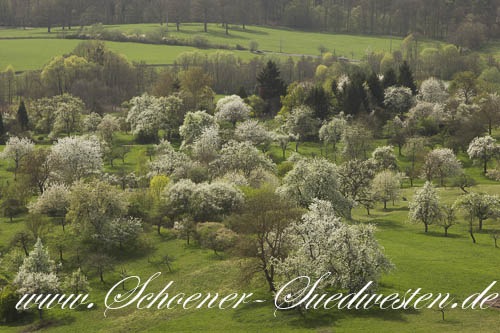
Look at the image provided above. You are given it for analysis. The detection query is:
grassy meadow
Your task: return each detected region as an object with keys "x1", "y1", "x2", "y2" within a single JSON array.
[
  {"x1": 0, "y1": 131, "x2": 499, "y2": 332},
  {"x1": 0, "y1": 23, "x2": 441, "y2": 71}
]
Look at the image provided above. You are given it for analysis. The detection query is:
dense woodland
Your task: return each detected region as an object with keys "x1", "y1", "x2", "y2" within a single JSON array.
[{"x1": 1, "y1": 0, "x2": 500, "y2": 46}]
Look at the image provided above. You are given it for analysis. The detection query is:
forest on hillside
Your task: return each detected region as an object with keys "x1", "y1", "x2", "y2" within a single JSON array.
[{"x1": 1, "y1": 0, "x2": 499, "y2": 49}]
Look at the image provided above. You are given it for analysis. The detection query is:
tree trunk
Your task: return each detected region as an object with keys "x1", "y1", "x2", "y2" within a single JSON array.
[
  {"x1": 59, "y1": 248, "x2": 64, "y2": 262},
  {"x1": 444, "y1": 227, "x2": 448, "y2": 237},
  {"x1": 384, "y1": 201, "x2": 387, "y2": 210},
  {"x1": 100, "y1": 270, "x2": 104, "y2": 283},
  {"x1": 263, "y1": 268, "x2": 276, "y2": 292},
  {"x1": 470, "y1": 229, "x2": 476, "y2": 244},
  {"x1": 479, "y1": 218, "x2": 483, "y2": 231},
  {"x1": 157, "y1": 224, "x2": 161, "y2": 235},
  {"x1": 484, "y1": 159, "x2": 488, "y2": 174},
  {"x1": 425, "y1": 223, "x2": 428, "y2": 233},
  {"x1": 296, "y1": 142, "x2": 299, "y2": 152}
]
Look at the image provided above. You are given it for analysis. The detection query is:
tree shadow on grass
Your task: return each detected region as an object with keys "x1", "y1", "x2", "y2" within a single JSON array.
[
  {"x1": 230, "y1": 288, "x2": 421, "y2": 329},
  {"x1": 228, "y1": 26, "x2": 269, "y2": 36},
  {"x1": 368, "y1": 219, "x2": 405, "y2": 230},
  {"x1": 383, "y1": 207, "x2": 409, "y2": 213},
  {"x1": 287, "y1": 306, "x2": 419, "y2": 329},
  {"x1": 418, "y1": 231, "x2": 464, "y2": 239},
  {"x1": 15, "y1": 313, "x2": 76, "y2": 332}
]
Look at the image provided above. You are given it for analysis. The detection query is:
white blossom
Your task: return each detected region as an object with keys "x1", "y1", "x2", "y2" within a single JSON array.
[
  {"x1": 384, "y1": 86, "x2": 414, "y2": 115},
  {"x1": 422, "y1": 148, "x2": 462, "y2": 186},
  {"x1": 273, "y1": 200, "x2": 393, "y2": 302},
  {"x1": 49, "y1": 136, "x2": 103, "y2": 184},
  {"x1": 215, "y1": 99, "x2": 251, "y2": 127},
  {"x1": 192, "y1": 126, "x2": 221, "y2": 164},
  {"x1": 179, "y1": 110, "x2": 217, "y2": 148},
  {"x1": 408, "y1": 182, "x2": 442, "y2": 232},
  {"x1": 277, "y1": 158, "x2": 352, "y2": 217},
  {"x1": 418, "y1": 77, "x2": 448, "y2": 103},
  {"x1": 14, "y1": 238, "x2": 60, "y2": 296},
  {"x1": 467, "y1": 136, "x2": 500, "y2": 173},
  {"x1": 235, "y1": 120, "x2": 273, "y2": 148},
  {"x1": 210, "y1": 140, "x2": 275, "y2": 177},
  {"x1": 1, "y1": 137, "x2": 35, "y2": 179}
]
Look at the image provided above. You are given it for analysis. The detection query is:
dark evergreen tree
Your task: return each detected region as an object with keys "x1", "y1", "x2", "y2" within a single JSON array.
[
  {"x1": 382, "y1": 68, "x2": 398, "y2": 88},
  {"x1": 367, "y1": 72, "x2": 384, "y2": 107},
  {"x1": 305, "y1": 85, "x2": 331, "y2": 120},
  {"x1": 340, "y1": 73, "x2": 369, "y2": 116},
  {"x1": 257, "y1": 61, "x2": 287, "y2": 114},
  {"x1": 237, "y1": 86, "x2": 248, "y2": 99},
  {"x1": 17, "y1": 101, "x2": 29, "y2": 131},
  {"x1": 398, "y1": 61, "x2": 417, "y2": 94},
  {"x1": 172, "y1": 78, "x2": 181, "y2": 92}
]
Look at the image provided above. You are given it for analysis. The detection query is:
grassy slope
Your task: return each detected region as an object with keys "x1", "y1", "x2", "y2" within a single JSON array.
[
  {"x1": 0, "y1": 136, "x2": 498, "y2": 332},
  {"x1": 0, "y1": 39, "x2": 256, "y2": 71},
  {"x1": 0, "y1": 23, "x2": 441, "y2": 71}
]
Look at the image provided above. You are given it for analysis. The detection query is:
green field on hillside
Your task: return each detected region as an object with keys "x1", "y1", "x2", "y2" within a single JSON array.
[
  {"x1": 0, "y1": 23, "x2": 443, "y2": 71},
  {"x1": 0, "y1": 38, "x2": 258, "y2": 71}
]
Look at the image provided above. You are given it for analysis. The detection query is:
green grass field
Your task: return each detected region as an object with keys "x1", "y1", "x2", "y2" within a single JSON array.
[
  {"x1": 0, "y1": 23, "x2": 443, "y2": 71},
  {"x1": 0, "y1": 38, "x2": 258, "y2": 71}
]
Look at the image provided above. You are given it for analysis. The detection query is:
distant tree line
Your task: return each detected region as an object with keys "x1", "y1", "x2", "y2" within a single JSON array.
[{"x1": 1, "y1": 0, "x2": 499, "y2": 48}]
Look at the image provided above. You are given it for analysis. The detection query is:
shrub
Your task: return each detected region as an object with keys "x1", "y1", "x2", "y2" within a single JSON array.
[
  {"x1": 249, "y1": 41, "x2": 259, "y2": 52},
  {"x1": 277, "y1": 161, "x2": 294, "y2": 177},
  {"x1": 0, "y1": 286, "x2": 22, "y2": 323}
]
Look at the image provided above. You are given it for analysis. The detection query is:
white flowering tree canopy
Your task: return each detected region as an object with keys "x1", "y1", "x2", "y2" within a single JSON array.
[
  {"x1": 51, "y1": 101, "x2": 84, "y2": 137},
  {"x1": 407, "y1": 102, "x2": 445, "y2": 128},
  {"x1": 149, "y1": 140, "x2": 192, "y2": 178},
  {"x1": 215, "y1": 94, "x2": 245, "y2": 112},
  {"x1": 29, "y1": 183, "x2": 71, "y2": 218},
  {"x1": 163, "y1": 179, "x2": 244, "y2": 222},
  {"x1": 372, "y1": 170, "x2": 402, "y2": 209},
  {"x1": 211, "y1": 140, "x2": 275, "y2": 177},
  {"x1": 49, "y1": 136, "x2": 103, "y2": 184},
  {"x1": 126, "y1": 94, "x2": 166, "y2": 140},
  {"x1": 319, "y1": 115, "x2": 348, "y2": 148},
  {"x1": 192, "y1": 126, "x2": 221, "y2": 164},
  {"x1": 285, "y1": 105, "x2": 319, "y2": 143},
  {"x1": 1, "y1": 137, "x2": 35, "y2": 178},
  {"x1": 235, "y1": 120, "x2": 273, "y2": 147},
  {"x1": 97, "y1": 115, "x2": 120, "y2": 144},
  {"x1": 104, "y1": 217, "x2": 143, "y2": 249},
  {"x1": 277, "y1": 158, "x2": 352, "y2": 217},
  {"x1": 408, "y1": 181, "x2": 442, "y2": 232},
  {"x1": 215, "y1": 98, "x2": 251, "y2": 127},
  {"x1": 384, "y1": 86, "x2": 414, "y2": 115},
  {"x1": 422, "y1": 148, "x2": 462, "y2": 185},
  {"x1": 418, "y1": 77, "x2": 448, "y2": 104},
  {"x1": 14, "y1": 238, "x2": 60, "y2": 295},
  {"x1": 371, "y1": 145, "x2": 399, "y2": 171},
  {"x1": 467, "y1": 136, "x2": 500, "y2": 173},
  {"x1": 64, "y1": 268, "x2": 90, "y2": 294},
  {"x1": 273, "y1": 200, "x2": 393, "y2": 301},
  {"x1": 82, "y1": 112, "x2": 102, "y2": 132},
  {"x1": 179, "y1": 110, "x2": 217, "y2": 148}
]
